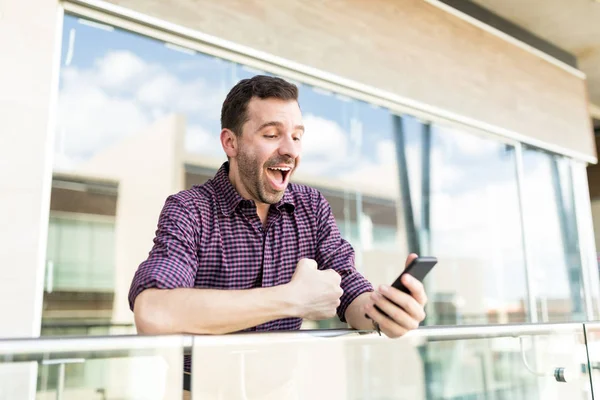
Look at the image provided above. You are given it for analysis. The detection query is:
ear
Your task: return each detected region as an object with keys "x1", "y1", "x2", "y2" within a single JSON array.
[{"x1": 220, "y1": 129, "x2": 238, "y2": 158}]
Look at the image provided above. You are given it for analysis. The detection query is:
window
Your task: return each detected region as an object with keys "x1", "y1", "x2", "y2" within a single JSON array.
[
  {"x1": 46, "y1": 213, "x2": 115, "y2": 292},
  {"x1": 522, "y1": 146, "x2": 586, "y2": 322},
  {"x1": 399, "y1": 117, "x2": 529, "y2": 325},
  {"x1": 51, "y1": 13, "x2": 590, "y2": 334}
]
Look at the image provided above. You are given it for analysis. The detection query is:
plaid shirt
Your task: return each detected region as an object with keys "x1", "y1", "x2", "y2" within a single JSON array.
[{"x1": 128, "y1": 162, "x2": 373, "y2": 370}]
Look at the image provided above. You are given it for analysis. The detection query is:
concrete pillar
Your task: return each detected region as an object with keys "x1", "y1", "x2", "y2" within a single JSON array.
[{"x1": 0, "y1": 0, "x2": 62, "y2": 398}]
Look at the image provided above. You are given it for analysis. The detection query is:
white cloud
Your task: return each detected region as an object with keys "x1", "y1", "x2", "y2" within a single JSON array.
[
  {"x1": 136, "y1": 73, "x2": 179, "y2": 106},
  {"x1": 340, "y1": 161, "x2": 400, "y2": 195},
  {"x1": 136, "y1": 72, "x2": 226, "y2": 116},
  {"x1": 376, "y1": 139, "x2": 396, "y2": 165},
  {"x1": 185, "y1": 125, "x2": 222, "y2": 156},
  {"x1": 302, "y1": 114, "x2": 348, "y2": 161},
  {"x1": 57, "y1": 69, "x2": 149, "y2": 161},
  {"x1": 95, "y1": 50, "x2": 147, "y2": 89},
  {"x1": 434, "y1": 124, "x2": 503, "y2": 159},
  {"x1": 55, "y1": 50, "x2": 225, "y2": 170}
]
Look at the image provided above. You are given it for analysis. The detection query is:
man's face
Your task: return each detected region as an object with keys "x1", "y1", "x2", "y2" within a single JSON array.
[{"x1": 234, "y1": 97, "x2": 303, "y2": 205}]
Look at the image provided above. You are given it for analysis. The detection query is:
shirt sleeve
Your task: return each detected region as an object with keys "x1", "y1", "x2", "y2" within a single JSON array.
[
  {"x1": 128, "y1": 195, "x2": 200, "y2": 311},
  {"x1": 313, "y1": 191, "x2": 374, "y2": 323}
]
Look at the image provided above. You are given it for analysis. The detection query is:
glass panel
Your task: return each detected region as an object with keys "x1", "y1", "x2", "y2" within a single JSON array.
[
  {"x1": 0, "y1": 337, "x2": 184, "y2": 399},
  {"x1": 400, "y1": 118, "x2": 529, "y2": 325},
  {"x1": 522, "y1": 147, "x2": 586, "y2": 322},
  {"x1": 192, "y1": 327, "x2": 592, "y2": 399}
]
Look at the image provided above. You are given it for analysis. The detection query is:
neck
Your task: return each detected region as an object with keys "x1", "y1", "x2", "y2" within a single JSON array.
[{"x1": 227, "y1": 164, "x2": 270, "y2": 225}]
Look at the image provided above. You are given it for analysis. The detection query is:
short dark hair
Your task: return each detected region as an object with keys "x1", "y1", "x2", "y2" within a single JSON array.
[{"x1": 221, "y1": 75, "x2": 299, "y2": 136}]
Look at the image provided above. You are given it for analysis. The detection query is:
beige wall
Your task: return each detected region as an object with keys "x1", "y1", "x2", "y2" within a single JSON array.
[
  {"x1": 105, "y1": 0, "x2": 595, "y2": 160},
  {"x1": 78, "y1": 114, "x2": 186, "y2": 323},
  {"x1": 0, "y1": 0, "x2": 60, "y2": 339},
  {"x1": 0, "y1": 0, "x2": 61, "y2": 398}
]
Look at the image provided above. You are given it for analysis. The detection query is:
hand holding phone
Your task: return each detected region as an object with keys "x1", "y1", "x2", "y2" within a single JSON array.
[
  {"x1": 371, "y1": 256, "x2": 437, "y2": 317},
  {"x1": 389, "y1": 256, "x2": 437, "y2": 295}
]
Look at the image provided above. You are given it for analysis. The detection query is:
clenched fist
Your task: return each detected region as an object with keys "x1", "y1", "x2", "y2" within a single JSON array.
[{"x1": 287, "y1": 258, "x2": 343, "y2": 320}]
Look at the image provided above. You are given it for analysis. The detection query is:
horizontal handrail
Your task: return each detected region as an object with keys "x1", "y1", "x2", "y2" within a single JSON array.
[
  {"x1": 412, "y1": 322, "x2": 588, "y2": 341},
  {"x1": 1, "y1": 322, "x2": 596, "y2": 363},
  {"x1": 0, "y1": 334, "x2": 192, "y2": 363}
]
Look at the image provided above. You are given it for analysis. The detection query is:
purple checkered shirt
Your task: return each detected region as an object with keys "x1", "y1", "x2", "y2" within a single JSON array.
[{"x1": 128, "y1": 162, "x2": 373, "y2": 372}]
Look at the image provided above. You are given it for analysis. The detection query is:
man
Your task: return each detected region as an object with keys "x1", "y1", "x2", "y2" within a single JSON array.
[{"x1": 128, "y1": 75, "x2": 428, "y2": 397}]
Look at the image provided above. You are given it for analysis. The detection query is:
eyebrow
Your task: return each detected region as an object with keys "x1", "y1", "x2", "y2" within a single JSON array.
[{"x1": 256, "y1": 121, "x2": 305, "y2": 133}]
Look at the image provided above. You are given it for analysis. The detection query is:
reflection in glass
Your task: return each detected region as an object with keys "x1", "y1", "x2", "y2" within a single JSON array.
[
  {"x1": 46, "y1": 214, "x2": 115, "y2": 291},
  {"x1": 522, "y1": 147, "x2": 586, "y2": 322},
  {"x1": 49, "y1": 13, "x2": 590, "y2": 340},
  {"x1": 56, "y1": 15, "x2": 231, "y2": 171},
  {"x1": 295, "y1": 87, "x2": 405, "y2": 328},
  {"x1": 398, "y1": 116, "x2": 529, "y2": 325},
  {"x1": 192, "y1": 329, "x2": 590, "y2": 400}
]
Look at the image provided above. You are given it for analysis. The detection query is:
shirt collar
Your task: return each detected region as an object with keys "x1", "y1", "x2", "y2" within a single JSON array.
[{"x1": 212, "y1": 162, "x2": 295, "y2": 216}]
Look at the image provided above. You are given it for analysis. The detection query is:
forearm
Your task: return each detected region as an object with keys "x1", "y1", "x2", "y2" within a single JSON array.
[
  {"x1": 345, "y1": 292, "x2": 376, "y2": 331},
  {"x1": 134, "y1": 285, "x2": 297, "y2": 335}
]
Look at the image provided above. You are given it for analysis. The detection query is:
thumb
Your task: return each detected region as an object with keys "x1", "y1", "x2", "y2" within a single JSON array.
[
  {"x1": 300, "y1": 258, "x2": 318, "y2": 269},
  {"x1": 405, "y1": 253, "x2": 418, "y2": 269}
]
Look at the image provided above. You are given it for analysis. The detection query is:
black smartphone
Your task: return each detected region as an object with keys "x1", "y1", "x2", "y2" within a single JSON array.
[
  {"x1": 371, "y1": 256, "x2": 438, "y2": 317},
  {"x1": 389, "y1": 256, "x2": 438, "y2": 294}
]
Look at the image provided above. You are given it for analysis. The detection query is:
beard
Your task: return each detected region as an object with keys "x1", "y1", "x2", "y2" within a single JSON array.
[{"x1": 237, "y1": 148, "x2": 294, "y2": 205}]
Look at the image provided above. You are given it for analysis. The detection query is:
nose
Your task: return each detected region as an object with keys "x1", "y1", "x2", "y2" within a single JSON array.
[{"x1": 278, "y1": 134, "x2": 301, "y2": 160}]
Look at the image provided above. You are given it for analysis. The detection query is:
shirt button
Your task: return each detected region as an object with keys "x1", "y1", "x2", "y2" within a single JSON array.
[{"x1": 259, "y1": 227, "x2": 263, "y2": 232}]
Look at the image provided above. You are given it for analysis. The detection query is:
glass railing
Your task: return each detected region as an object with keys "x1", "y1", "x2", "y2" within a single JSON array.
[
  {"x1": 0, "y1": 335, "x2": 187, "y2": 399},
  {"x1": 190, "y1": 324, "x2": 594, "y2": 400},
  {"x1": 0, "y1": 323, "x2": 597, "y2": 399}
]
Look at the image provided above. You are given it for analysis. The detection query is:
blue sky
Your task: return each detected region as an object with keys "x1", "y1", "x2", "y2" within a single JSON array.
[{"x1": 57, "y1": 14, "x2": 403, "y2": 192}]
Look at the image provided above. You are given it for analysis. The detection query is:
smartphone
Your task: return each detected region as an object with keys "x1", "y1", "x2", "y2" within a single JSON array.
[
  {"x1": 389, "y1": 256, "x2": 438, "y2": 294},
  {"x1": 371, "y1": 256, "x2": 438, "y2": 317}
]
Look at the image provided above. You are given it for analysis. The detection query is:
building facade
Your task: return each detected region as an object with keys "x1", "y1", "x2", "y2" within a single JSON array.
[{"x1": 2, "y1": 0, "x2": 600, "y2": 398}]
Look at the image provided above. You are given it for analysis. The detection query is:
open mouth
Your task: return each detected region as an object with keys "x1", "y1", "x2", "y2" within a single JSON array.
[{"x1": 266, "y1": 166, "x2": 292, "y2": 191}]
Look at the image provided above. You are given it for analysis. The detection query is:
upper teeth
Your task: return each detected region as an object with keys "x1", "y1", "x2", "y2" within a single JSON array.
[{"x1": 270, "y1": 167, "x2": 291, "y2": 171}]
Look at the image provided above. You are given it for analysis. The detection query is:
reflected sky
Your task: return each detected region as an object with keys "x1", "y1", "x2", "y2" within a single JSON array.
[
  {"x1": 403, "y1": 118, "x2": 529, "y2": 309},
  {"x1": 54, "y1": 13, "x2": 584, "y2": 323},
  {"x1": 56, "y1": 14, "x2": 398, "y2": 195}
]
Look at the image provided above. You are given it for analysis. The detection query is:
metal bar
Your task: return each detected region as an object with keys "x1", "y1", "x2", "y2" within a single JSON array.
[
  {"x1": 393, "y1": 114, "x2": 420, "y2": 254},
  {"x1": 420, "y1": 122, "x2": 432, "y2": 256},
  {"x1": 419, "y1": 121, "x2": 434, "y2": 400},
  {"x1": 551, "y1": 157, "x2": 585, "y2": 318},
  {"x1": 405, "y1": 322, "x2": 585, "y2": 342},
  {"x1": 571, "y1": 161, "x2": 598, "y2": 320},
  {"x1": 514, "y1": 143, "x2": 539, "y2": 323},
  {"x1": 56, "y1": 363, "x2": 65, "y2": 400},
  {"x1": 584, "y1": 325, "x2": 596, "y2": 400},
  {"x1": 0, "y1": 335, "x2": 192, "y2": 357},
  {"x1": 42, "y1": 358, "x2": 85, "y2": 365},
  {"x1": 0, "y1": 323, "x2": 588, "y2": 363}
]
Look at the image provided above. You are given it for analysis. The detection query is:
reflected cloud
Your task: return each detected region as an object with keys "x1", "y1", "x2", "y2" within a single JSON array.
[
  {"x1": 185, "y1": 125, "x2": 223, "y2": 155},
  {"x1": 302, "y1": 114, "x2": 348, "y2": 162},
  {"x1": 56, "y1": 50, "x2": 227, "y2": 170},
  {"x1": 95, "y1": 50, "x2": 148, "y2": 89},
  {"x1": 300, "y1": 115, "x2": 400, "y2": 194},
  {"x1": 57, "y1": 69, "x2": 150, "y2": 167}
]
